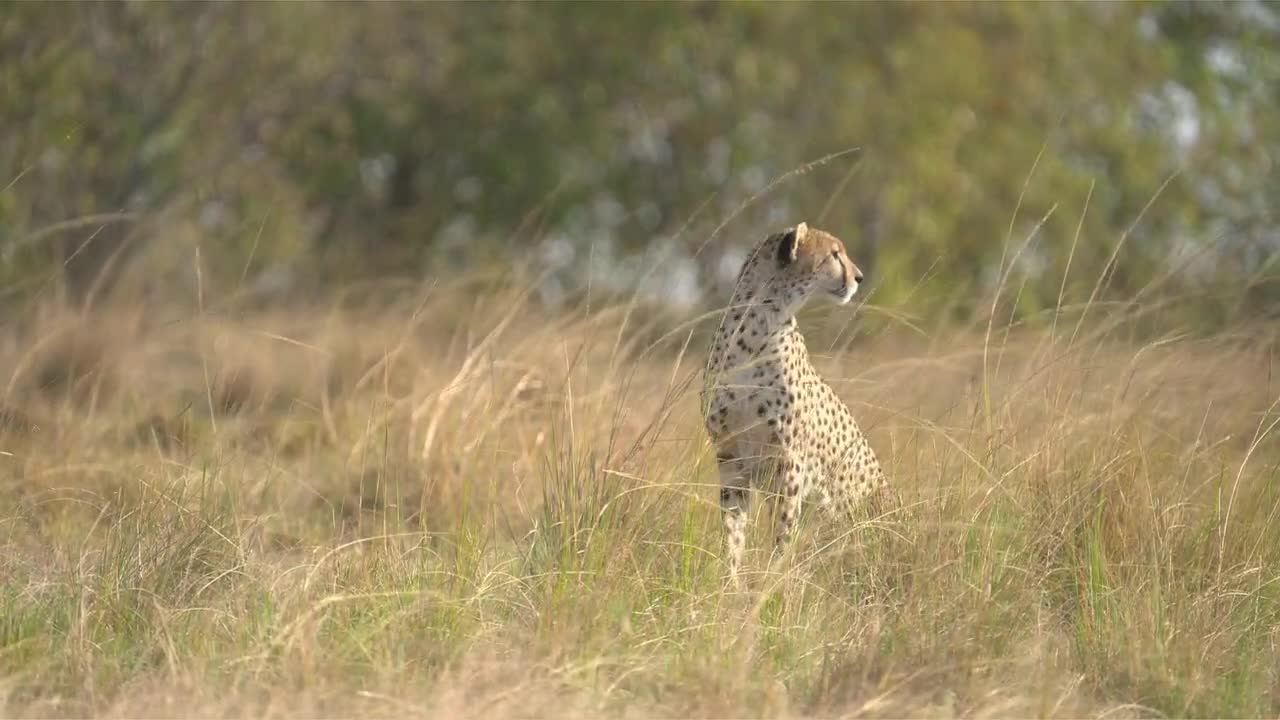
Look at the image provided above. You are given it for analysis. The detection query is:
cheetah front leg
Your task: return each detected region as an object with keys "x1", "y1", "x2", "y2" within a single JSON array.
[
  {"x1": 772, "y1": 455, "x2": 808, "y2": 554},
  {"x1": 716, "y1": 450, "x2": 752, "y2": 582}
]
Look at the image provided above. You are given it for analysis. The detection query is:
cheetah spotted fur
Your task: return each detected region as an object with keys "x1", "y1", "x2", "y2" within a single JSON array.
[{"x1": 701, "y1": 222, "x2": 892, "y2": 578}]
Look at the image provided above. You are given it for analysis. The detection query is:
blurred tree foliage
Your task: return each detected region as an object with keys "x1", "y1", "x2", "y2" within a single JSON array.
[{"x1": 1, "y1": 2, "x2": 1277, "y2": 321}]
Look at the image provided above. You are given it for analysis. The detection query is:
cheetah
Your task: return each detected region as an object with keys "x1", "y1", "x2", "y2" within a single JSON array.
[{"x1": 701, "y1": 221, "x2": 892, "y2": 578}]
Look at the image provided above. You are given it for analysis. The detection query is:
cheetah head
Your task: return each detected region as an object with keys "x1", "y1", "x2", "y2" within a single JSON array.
[{"x1": 771, "y1": 222, "x2": 865, "y2": 306}]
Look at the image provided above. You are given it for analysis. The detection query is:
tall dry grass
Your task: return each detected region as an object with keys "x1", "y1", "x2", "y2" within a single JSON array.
[{"x1": 0, "y1": 266, "x2": 1277, "y2": 718}]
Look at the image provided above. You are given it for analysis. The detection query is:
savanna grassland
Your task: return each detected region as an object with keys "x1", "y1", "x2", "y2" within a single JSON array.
[
  {"x1": 6, "y1": 3, "x2": 1280, "y2": 717},
  {"x1": 1, "y1": 268, "x2": 1278, "y2": 718}
]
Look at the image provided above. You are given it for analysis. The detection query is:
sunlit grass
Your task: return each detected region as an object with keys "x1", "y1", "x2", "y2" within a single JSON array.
[{"x1": 0, "y1": 272, "x2": 1277, "y2": 717}]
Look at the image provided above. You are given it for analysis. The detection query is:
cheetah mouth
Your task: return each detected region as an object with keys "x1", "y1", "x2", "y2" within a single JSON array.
[{"x1": 830, "y1": 284, "x2": 858, "y2": 303}]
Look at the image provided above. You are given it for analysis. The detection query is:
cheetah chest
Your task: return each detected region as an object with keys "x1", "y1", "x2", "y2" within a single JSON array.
[{"x1": 704, "y1": 350, "x2": 805, "y2": 446}]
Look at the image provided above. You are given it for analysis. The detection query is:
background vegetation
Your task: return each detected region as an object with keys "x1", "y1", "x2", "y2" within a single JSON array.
[
  {"x1": 3, "y1": 3, "x2": 1279, "y2": 319},
  {"x1": 2, "y1": 3, "x2": 1279, "y2": 717}
]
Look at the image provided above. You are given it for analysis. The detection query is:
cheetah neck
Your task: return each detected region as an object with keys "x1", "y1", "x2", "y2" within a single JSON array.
[
  {"x1": 706, "y1": 287, "x2": 806, "y2": 373},
  {"x1": 705, "y1": 238, "x2": 814, "y2": 379}
]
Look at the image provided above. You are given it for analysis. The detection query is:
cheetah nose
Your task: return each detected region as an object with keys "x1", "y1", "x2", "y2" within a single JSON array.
[{"x1": 854, "y1": 270, "x2": 864, "y2": 284}]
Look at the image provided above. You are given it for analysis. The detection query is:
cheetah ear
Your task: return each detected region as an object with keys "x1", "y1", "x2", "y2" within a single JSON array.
[
  {"x1": 777, "y1": 226, "x2": 801, "y2": 267},
  {"x1": 776, "y1": 222, "x2": 807, "y2": 266}
]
